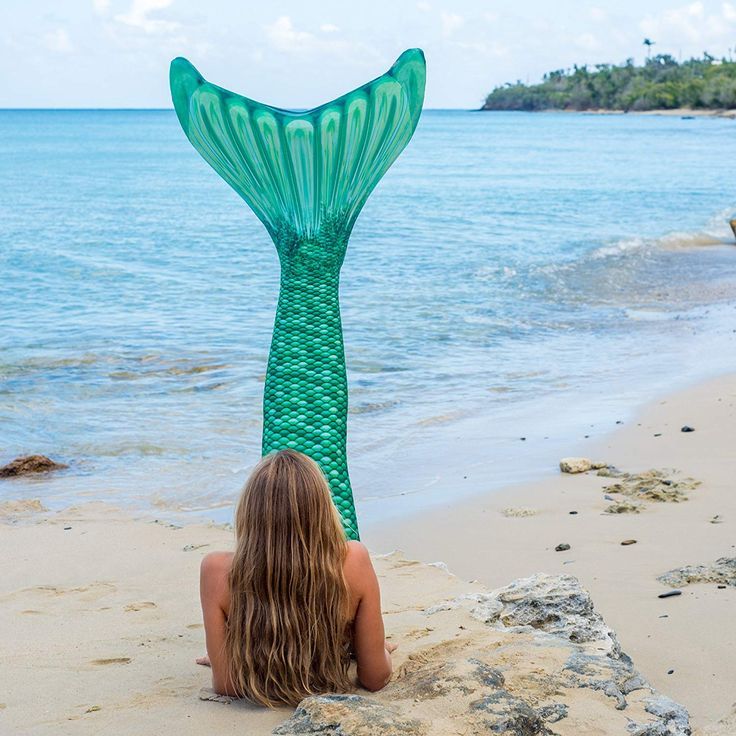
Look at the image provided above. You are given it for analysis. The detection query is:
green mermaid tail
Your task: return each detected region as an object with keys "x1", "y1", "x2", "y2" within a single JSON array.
[{"x1": 170, "y1": 49, "x2": 426, "y2": 539}]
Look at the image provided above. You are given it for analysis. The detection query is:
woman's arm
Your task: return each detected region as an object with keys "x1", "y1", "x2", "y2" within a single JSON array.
[
  {"x1": 199, "y1": 552, "x2": 239, "y2": 696},
  {"x1": 344, "y1": 542, "x2": 394, "y2": 692}
]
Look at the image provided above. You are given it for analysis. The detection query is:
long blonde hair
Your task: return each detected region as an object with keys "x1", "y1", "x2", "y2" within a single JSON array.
[{"x1": 225, "y1": 449, "x2": 353, "y2": 706}]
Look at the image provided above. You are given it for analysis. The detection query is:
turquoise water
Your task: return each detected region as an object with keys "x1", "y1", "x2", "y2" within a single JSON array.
[{"x1": 2, "y1": 109, "x2": 736, "y2": 521}]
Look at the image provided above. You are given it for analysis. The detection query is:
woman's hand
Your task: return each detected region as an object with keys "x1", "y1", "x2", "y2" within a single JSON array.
[
  {"x1": 385, "y1": 640, "x2": 398, "y2": 654},
  {"x1": 196, "y1": 654, "x2": 211, "y2": 667}
]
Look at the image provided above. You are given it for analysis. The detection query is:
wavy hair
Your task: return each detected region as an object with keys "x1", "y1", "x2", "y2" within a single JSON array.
[{"x1": 225, "y1": 449, "x2": 353, "y2": 706}]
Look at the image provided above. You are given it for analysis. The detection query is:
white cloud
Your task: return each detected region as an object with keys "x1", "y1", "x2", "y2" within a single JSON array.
[
  {"x1": 639, "y1": 1, "x2": 736, "y2": 47},
  {"x1": 265, "y1": 15, "x2": 315, "y2": 52},
  {"x1": 93, "y1": 0, "x2": 111, "y2": 14},
  {"x1": 575, "y1": 32, "x2": 599, "y2": 51},
  {"x1": 416, "y1": 2, "x2": 432, "y2": 12},
  {"x1": 441, "y1": 11, "x2": 464, "y2": 37},
  {"x1": 589, "y1": 7, "x2": 607, "y2": 22},
  {"x1": 114, "y1": 0, "x2": 180, "y2": 34},
  {"x1": 320, "y1": 23, "x2": 340, "y2": 33},
  {"x1": 44, "y1": 28, "x2": 74, "y2": 53}
]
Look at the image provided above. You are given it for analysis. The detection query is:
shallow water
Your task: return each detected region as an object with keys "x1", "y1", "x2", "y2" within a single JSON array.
[{"x1": 2, "y1": 109, "x2": 735, "y2": 522}]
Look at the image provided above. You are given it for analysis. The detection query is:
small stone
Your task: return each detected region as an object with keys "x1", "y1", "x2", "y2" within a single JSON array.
[
  {"x1": 520, "y1": 437, "x2": 526, "y2": 441},
  {"x1": 621, "y1": 539, "x2": 637, "y2": 546},
  {"x1": 667, "y1": 669, "x2": 674, "y2": 675},
  {"x1": 84, "y1": 705, "x2": 101, "y2": 714},
  {"x1": 680, "y1": 425, "x2": 695, "y2": 433},
  {"x1": 569, "y1": 510, "x2": 578, "y2": 515},
  {"x1": 0, "y1": 455, "x2": 68, "y2": 478},
  {"x1": 63, "y1": 526, "x2": 72, "y2": 531},
  {"x1": 555, "y1": 543, "x2": 571, "y2": 552},
  {"x1": 653, "y1": 433, "x2": 662, "y2": 437},
  {"x1": 658, "y1": 590, "x2": 682, "y2": 599},
  {"x1": 718, "y1": 585, "x2": 727, "y2": 589}
]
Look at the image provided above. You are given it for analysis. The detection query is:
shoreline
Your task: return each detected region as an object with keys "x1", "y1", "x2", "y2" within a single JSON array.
[
  {"x1": 1, "y1": 373, "x2": 734, "y2": 732},
  {"x1": 368, "y1": 372, "x2": 736, "y2": 726}
]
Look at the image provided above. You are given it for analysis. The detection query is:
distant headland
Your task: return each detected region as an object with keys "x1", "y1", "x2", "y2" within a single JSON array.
[{"x1": 482, "y1": 54, "x2": 736, "y2": 115}]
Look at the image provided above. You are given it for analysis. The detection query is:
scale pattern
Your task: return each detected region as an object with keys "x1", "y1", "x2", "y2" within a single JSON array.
[{"x1": 170, "y1": 50, "x2": 426, "y2": 539}]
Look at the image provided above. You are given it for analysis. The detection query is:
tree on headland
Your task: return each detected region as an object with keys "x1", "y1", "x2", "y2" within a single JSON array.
[
  {"x1": 643, "y1": 38, "x2": 655, "y2": 59},
  {"x1": 482, "y1": 53, "x2": 736, "y2": 112}
]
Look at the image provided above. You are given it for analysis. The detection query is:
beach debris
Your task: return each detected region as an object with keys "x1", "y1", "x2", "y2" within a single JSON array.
[
  {"x1": 84, "y1": 705, "x2": 102, "y2": 714},
  {"x1": 657, "y1": 590, "x2": 682, "y2": 599},
  {"x1": 182, "y1": 543, "x2": 209, "y2": 552},
  {"x1": 559, "y1": 457, "x2": 607, "y2": 474},
  {"x1": 0, "y1": 455, "x2": 68, "y2": 478},
  {"x1": 63, "y1": 526, "x2": 72, "y2": 531},
  {"x1": 621, "y1": 539, "x2": 637, "y2": 546},
  {"x1": 710, "y1": 514, "x2": 723, "y2": 524},
  {"x1": 602, "y1": 469, "x2": 700, "y2": 504},
  {"x1": 569, "y1": 510, "x2": 578, "y2": 515},
  {"x1": 501, "y1": 507, "x2": 537, "y2": 518},
  {"x1": 680, "y1": 425, "x2": 695, "y2": 433},
  {"x1": 657, "y1": 557, "x2": 736, "y2": 588},
  {"x1": 555, "y1": 543, "x2": 571, "y2": 552},
  {"x1": 604, "y1": 500, "x2": 643, "y2": 514}
]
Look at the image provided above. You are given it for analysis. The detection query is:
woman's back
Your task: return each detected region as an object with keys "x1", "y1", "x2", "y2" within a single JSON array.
[{"x1": 199, "y1": 450, "x2": 393, "y2": 706}]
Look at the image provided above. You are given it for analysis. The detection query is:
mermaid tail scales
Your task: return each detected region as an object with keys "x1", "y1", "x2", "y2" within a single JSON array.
[{"x1": 171, "y1": 50, "x2": 426, "y2": 538}]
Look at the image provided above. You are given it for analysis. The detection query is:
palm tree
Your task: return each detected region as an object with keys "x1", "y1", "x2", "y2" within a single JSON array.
[{"x1": 643, "y1": 38, "x2": 655, "y2": 59}]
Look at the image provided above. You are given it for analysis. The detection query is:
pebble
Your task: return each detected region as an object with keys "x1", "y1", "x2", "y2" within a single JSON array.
[
  {"x1": 653, "y1": 433, "x2": 662, "y2": 437},
  {"x1": 658, "y1": 590, "x2": 682, "y2": 599},
  {"x1": 569, "y1": 511, "x2": 578, "y2": 515},
  {"x1": 520, "y1": 437, "x2": 526, "y2": 441},
  {"x1": 667, "y1": 669, "x2": 675, "y2": 675},
  {"x1": 717, "y1": 585, "x2": 727, "y2": 589},
  {"x1": 620, "y1": 539, "x2": 637, "y2": 546},
  {"x1": 555, "y1": 543, "x2": 571, "y2": 552},
  {"x1": 680, "y1": 425, "x2": 695, "y2": 432},
  {"x1": 63, "y1": 526, "x2": 72, "y2": 531},
  {"x1": 659, "y1": 614, "x2": 669, "y2": 618}
]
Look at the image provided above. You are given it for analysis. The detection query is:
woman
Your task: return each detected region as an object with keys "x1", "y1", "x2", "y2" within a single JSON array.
[{"x1": 197, "y1": 449, "x2": 396, "y2": 706}]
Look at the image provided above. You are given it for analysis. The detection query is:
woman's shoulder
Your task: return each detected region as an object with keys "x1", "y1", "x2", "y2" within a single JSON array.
[
  {"x1": 200, "y1": 551, "x2": 234, "y2": 591},
  {"x1": 343, "y1": 541, "x2": 374, "y2": 591}
]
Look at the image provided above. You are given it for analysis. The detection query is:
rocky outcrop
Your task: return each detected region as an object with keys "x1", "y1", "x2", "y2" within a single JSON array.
[
  {"x1": 0, "y1": 455, "x2": 68, "y2": 478},
  {"x1": 272, "y1": 695, "x2": 425, "y2": 735},
  {"x1": 658, "y1": 558, "x2": 736, "y2": 588},
  {"x1": 601, "y1": 469, "x2": 700, "y2": 504},
  {"x1": 271, "y1": 563, "x2": 691, "y2": 736}
]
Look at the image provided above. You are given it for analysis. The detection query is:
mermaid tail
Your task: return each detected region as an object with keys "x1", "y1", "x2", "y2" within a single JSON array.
[{"x1": 170, "y1": 50, "x2": 426, "y2": 539}]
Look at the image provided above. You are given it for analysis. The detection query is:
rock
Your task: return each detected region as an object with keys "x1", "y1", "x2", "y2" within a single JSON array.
[
  {"x1": 657, "y1": 590, "x2": 682, "y2": 599},
  {"x1": 602, "y1": 469, "x2": 699, "y2": 504},
  {"x1": 272, "y1": 695, "x2": 426, "y2": 735},
  {"x1": 559, "y1": 458, "x2": 607, "y2": 474},
  {"x1": 730, "y1": 218, "x2": 736, "y2": 241},
  {"x1": 621, "y1": 539, "x2": 637, "y2": 546},
  {"x1": 470, "y1": 690, "x2": 550, "y2": 735},
  {"x1": 555, "y1": 543, "x2": 571, "y2": 552},
  {"x1": 627, "y1": 696, "x2": 691, "y2": 735},
  {"x1": 0, "y1": 499, "x2": 47, "y2": 517},
  {"x1": 487, "y1": 573, "x2": 621, "y2": 654},
  {"x1": 680, "y1": 425, "x2": 695, "y2": 433},
  {"x1": 605, "y1": 500, "x2": 643, "y2": 514},
  {"x1": 0, "y1": 455, "x2": 68, "y2": 478},
  {"x1": 657, "y1": 557, "x2": 736, "y2": 588}
]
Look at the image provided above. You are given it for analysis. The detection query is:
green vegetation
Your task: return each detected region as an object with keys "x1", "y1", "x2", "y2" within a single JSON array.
[{"x1": 483, "y1": 55, "x2": 736, "y2": 112}]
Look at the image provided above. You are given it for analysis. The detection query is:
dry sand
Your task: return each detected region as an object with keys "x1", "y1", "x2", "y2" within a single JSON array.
[{"x1": 1, "y1": 374, "x2": 734, "y2": 733}]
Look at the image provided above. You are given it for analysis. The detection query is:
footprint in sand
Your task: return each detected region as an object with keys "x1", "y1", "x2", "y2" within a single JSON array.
[
  {"x1": 91, "y1": 657, "x2": 131, "y2": 666},
  {"x1": 124, "y1": 601, "x2": 157, "y2": 612}
]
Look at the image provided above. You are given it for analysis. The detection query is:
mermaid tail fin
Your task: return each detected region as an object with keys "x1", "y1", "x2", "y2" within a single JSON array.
[{"x1": 170, "y1": 49, "x2": 426, "y2": 241}]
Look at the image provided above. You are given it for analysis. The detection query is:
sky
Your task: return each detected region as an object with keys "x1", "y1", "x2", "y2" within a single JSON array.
[{"x1": 3, "y1": 0, "x2": 736, "y2": 108}]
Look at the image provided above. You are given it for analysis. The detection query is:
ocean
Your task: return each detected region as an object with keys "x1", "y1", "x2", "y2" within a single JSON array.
[{"x1": 2, "y1": 109, "x2": 735, "y2": 525}]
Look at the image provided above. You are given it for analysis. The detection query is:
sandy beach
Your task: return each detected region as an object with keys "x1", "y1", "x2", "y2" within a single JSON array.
[{"x1": 1, "y1": 374, "x2": 734, "y2": 734}]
